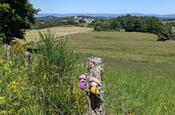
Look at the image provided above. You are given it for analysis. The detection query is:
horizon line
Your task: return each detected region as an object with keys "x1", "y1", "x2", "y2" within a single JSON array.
[{"x1": 38, "y1": 12, "x2": 175, "y2": 15}]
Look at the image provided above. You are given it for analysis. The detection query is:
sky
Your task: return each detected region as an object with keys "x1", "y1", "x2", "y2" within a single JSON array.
[{"x1": 30, "y1": 0, "x2": 175, "y2": 14}]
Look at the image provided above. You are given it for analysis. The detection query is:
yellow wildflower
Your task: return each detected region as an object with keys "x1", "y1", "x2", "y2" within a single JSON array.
[
  {"x1": 10, "y1": 80, "x2": 17, "y2": 92},
  {"x1": 43, "y1": 74, "x2": 48, "y2": 80}
]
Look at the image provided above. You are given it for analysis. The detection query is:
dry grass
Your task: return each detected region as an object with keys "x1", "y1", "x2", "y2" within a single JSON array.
[{"x1": 21, "y1": 26, "x2": 93, "y2": 44}]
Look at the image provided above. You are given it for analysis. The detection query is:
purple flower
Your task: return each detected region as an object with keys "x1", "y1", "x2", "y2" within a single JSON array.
[{"x1": 79, "y1": 79, "x2": 86, "y2": 90}]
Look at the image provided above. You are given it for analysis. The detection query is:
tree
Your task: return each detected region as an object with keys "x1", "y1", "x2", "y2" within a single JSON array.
[
  {"x1": 0, "y1": 0, "x2": 39, "y2": 44},
  {"x1": 79, "y1": 19, "x2": 86, "y2": 23},
  {"x1": 0, "y1": 0, "x2": 38, "y2": 60},
  {"x1": 157, "y1": 23, "x2": 174, "y2": 41},
  {"x1": 110, "y1": 19, "x2": 121, "y2": 30}
]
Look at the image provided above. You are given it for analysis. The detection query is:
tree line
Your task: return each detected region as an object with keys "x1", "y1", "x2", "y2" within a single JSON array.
[
  {"x1": 32, "y1": 17, "x2": 78, "y2": 29},
  {"x1": 91, "y1": 14, "x2": 175, "y2": 41}
]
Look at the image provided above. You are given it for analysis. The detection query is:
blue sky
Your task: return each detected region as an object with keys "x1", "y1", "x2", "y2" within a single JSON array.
[{"x1": 30, "y1": 0, "x2": 175, "y2": 14}]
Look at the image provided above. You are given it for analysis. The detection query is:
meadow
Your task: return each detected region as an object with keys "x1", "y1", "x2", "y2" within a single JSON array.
[
  {"x1": 66, "y1": 31, "x2": 175, "y2": 114},
  {"x1": 67, "y1": 31, "x2": 175, "y2": 76},
  {"x1": 27, "y1": 28, "x2": 175, "y2": 114},
  {"x1": 1, "y1": 26, "x2": 175, "y2": 114}
]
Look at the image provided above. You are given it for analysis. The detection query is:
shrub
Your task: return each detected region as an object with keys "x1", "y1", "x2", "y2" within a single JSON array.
[{"x1": 0, "y1": 30, "x2": 86, "y2": 114}]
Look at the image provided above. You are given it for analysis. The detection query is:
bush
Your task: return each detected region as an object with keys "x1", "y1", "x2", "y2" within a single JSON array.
[
  {"x1": 0, "y1": 30, "x2": 86, "y2": 114},
  {"x1": 94, "y1": 20, "x2": 118, "y2": 31}
]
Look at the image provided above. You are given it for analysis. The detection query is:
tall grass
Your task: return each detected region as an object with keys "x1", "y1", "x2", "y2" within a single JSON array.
[
  {"x1": 105, "y1": 68, "x2": 175, "y2": 114},
  {"x1": 67, "y1": 31, "x2": 175, "y2": 114},
  {"x1": 0, "y1": 30, "x2": 87, "y2": 114}
]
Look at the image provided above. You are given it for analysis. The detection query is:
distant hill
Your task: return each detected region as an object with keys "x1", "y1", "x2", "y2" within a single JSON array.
[
  {"x1": 37, "y1": 16, "x2": 70, "y2": 21},
  {"x1": 37, "y1": 13, "x2": 175, "y2": 19}
]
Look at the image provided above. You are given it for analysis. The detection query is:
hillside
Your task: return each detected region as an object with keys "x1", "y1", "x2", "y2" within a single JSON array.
[
  {"x1": 68, "y1": 31, "x2": 175, "y2": 76},
  {"x1": 66, "y1": 31, "x2": 175, "y2": 114}
]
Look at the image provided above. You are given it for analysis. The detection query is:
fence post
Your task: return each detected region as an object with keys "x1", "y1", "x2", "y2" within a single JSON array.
[
  {"x1": 6, "y1": 44, "x2": 12, "y2": 60},
  {"x1": 25, "y1": 50, "x2": 32, "y2": 65},
  {"x1": 86, "y1": 57, "x2": 105, "y2": 115}
]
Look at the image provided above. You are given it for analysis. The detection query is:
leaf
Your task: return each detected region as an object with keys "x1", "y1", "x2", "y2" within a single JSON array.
[{"x1": 0, "y1": 96, "x2": 6, "y2": 105}]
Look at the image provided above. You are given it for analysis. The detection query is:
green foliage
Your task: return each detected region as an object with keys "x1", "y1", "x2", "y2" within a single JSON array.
[
  {"x1": 37, "y1": 30, "x2": 80, "y2": 76},
  {"x1": 33, "y1": 17, "x2": 78, "y2": 29},
  {"x1": 93, "y1": 15, "x2": 174, "y2": 41},
  {"x1": 0, "y1": 31, "x2": 86, "y2": 114},
  {"x1": 157, "y1": 23, "x2": 175, "y2": 41},
  {"x1": 117, "y1": 15, "x2": 163, "y2": 33},
  {"x1": 167, "y1": 21, "x2": 175, "y2": 27},
  {"x1": 94, "y1": 20, "x2": 110, "y2": 31},
  {"x1": 79, "y1": 19, "x2": 86, "y2": 23},
  {"x1": 93, "y1": 19, "x2": 121, "y2": 31},
  {"x1": 0, "y1": 0, "x2": 38, "y2": 44},
  {"x1": 110, "y1": 19, "x2": 121, "y2": 30}
]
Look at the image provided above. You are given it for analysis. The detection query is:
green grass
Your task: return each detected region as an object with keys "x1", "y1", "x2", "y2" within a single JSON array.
[
  {"x1": 68, "y1": 32, "x2": 175, "y2": 76},
  {"x1": 105, "y1": 70, "x2": 175, "y2": 114},
  {"x1": 66, "y1": 31, "x2": 175, "y2": 114},
  {"x1": 25, "y1": 29, "x2": 175, "y2": 114}
]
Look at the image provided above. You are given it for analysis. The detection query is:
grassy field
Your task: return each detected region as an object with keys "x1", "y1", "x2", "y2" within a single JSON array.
[
  {"x1": 66, "y1": 31, "x2": 175, "y2": 114},
  {"x1": 22, "y1": 26, "x2": 92, "y2": 44},
  {"x1": 25, "y1": 29, "x2": 175, "y2": 114},
  {"x1": 68, "y1": 32, "x2": 175, "y2": 77}
]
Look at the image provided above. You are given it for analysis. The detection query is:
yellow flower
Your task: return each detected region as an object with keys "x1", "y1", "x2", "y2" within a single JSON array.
[
  {"x1": 10, "y1": 80, "x2": 17, "y2": 92},
  {"x1": 90, "y1": 86, "x2": 100, "y2": 95},
  {"x1": 12, "y1": 81, "x2": 17, "y2": 85},
  {"x1": 43, "y1": 74, "x2": 48, "y2": 80}
]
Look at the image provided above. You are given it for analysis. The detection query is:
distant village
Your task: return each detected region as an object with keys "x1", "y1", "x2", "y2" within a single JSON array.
[
  {"x1": 35, "y1": 15, "x2": 95, "y2": 28},
  {"x1": 73, "y1": 16, "x2": 95, "y2": 24}
]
